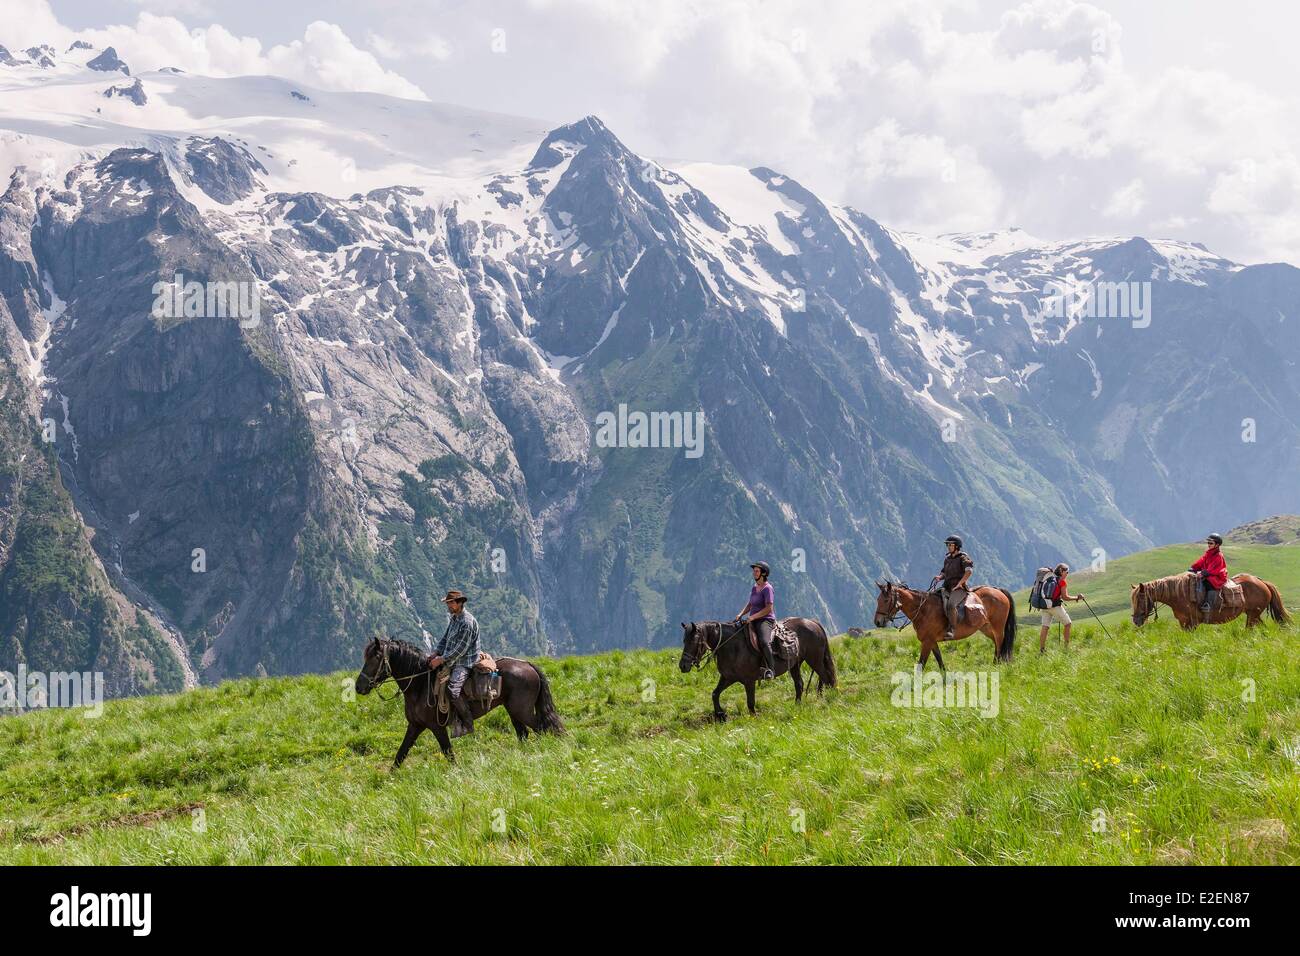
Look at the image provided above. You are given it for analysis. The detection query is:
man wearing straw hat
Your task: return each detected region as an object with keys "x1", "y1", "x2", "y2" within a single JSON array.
[{"x1": 427, "y1": 589, "x2": 480, "y2": 734}]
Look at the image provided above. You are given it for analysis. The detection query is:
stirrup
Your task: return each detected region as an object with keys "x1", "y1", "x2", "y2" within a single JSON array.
[{"x1": 759, "y1": 668, "x2": 775, "y2": 680}]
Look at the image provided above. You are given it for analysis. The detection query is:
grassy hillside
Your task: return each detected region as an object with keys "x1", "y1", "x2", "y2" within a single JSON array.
[
  {"x1": 1227, "y1": 514, "x2": 1300, "y2": 546},
  {"x1": 2, "y1": 611, "x2": 1298, "y2": 864},
  {"x1": 1005, "y1": 538, "x2": 1300, "y2": 631}
]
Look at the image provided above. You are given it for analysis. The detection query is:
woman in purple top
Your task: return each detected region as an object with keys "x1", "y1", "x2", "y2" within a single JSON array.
[{"x1": 734, "y1": 560, "x2": 777, "y2": 680}]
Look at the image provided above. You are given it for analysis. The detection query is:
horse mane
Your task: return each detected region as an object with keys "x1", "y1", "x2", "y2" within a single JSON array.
[
  {"x1": 1141, "y1": 573, "x2": 1200, "y2": 605},
  {"x1": 378, "y1": 637, "x2": 430, "y2": 676}
]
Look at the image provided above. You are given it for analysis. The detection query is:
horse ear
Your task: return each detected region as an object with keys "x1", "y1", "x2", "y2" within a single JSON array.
[{"x1": 680, "y1": 621, "x2": 687, "y2": 629}]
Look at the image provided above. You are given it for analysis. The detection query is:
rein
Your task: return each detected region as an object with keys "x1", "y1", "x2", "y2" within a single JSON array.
[
  {"x1": 367, "y1": 643, "x2": 433, "y2": 703},
  {"x1": 687, "y1": 622, "x2": 742, "y2": 670},
  {"x1": 884, "y1": 585, "x2": 935, "y2": 630}
]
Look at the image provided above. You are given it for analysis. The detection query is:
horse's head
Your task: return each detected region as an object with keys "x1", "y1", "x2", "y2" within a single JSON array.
[
  {"x1": 1130, "y1": 583, "x2": 1155, "y2": 626},
  {"x1": 679, "y1": 621, "x2": 708, "y2": 672},
  {"x1": 355, "y1": 636, "x2": 389, "y2": 695},
  {"x1": 873, "y1": 580, "x2": 902, "y2": 628}
]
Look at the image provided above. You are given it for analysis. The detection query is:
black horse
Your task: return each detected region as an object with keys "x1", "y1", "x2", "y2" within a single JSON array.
[
  {"x1": 679, "y1": 617, "x2": 837, "y2": 720},
  {"x1": 355, "y1": 637, "x2": 565, "y2": 766}
]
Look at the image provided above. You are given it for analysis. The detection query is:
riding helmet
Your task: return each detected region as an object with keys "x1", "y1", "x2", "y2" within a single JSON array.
[
  {"x1": 750, "y1": 561, "x2": 771, "y2": 576},
  {"x1": 944, "y1": 535, "x2": 963, "y2": 549},
  {"x1": 1207, "y1": 533, "x2": 1223, "y2": 545}
]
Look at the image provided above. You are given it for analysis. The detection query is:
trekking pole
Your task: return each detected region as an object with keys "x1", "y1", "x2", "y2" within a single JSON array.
[{"x1": 1079, "y1": 595, "x2": 1115, "y2": 641}]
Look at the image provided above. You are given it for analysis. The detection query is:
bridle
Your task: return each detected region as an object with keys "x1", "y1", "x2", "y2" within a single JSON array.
[
  {"x1": 681, "y1": 621, "x2": 741, "y2": 670},
  {"x1": 1132, "y1": 584, "x2": 1160, "y2": 625},
  {"x1": 363, "y1": 641, "x2": 432, "y2": 702},
  {"x1": 877, "y1": 583, "x2": 931, "y2": 630}
]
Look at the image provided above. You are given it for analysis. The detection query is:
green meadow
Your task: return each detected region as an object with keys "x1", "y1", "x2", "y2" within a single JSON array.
[{"x1": 3, "y1": 590, "x2": 1298, "y2": 864}]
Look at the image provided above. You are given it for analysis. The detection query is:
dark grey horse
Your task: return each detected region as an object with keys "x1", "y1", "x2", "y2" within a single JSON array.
[
  {"x1": 679, "y1": 617, "x2": 837, "y2": 720},
  {"x1": 355, "y1": 637, "x2": 564, "y2": 766}
]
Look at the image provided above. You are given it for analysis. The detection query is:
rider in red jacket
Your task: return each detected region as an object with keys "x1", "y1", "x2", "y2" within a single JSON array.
[{"x1": 1190, "y1": 533, "x2": 1228, "y2": 613}]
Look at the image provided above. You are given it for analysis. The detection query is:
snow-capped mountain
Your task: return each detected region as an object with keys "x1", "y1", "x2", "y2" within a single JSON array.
[{"x1": 3, "y1": 43, "x2": 1298, "y2": 695}]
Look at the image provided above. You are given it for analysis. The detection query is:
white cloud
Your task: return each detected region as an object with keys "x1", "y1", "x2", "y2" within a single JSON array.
[
  {"x1": 5, "y1": 0, "x2": 1299, "y2": 263},
  {"x1": 1101, "y1": 178, "x2": 1147, "y2": 219},
  {"x1": 0, "y1": 3, "x2": 427, "y2": 100}
]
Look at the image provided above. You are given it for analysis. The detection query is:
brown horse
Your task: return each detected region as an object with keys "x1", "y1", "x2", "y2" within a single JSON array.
[
  {"x1": 679, "y1": 617, "x2": 837, "y2": 720},
  {"x1": 1131, "y1": 573, "x2": 1291, "y2": 630},
  {"x1": 355, "y1": 637, "x2": 565, "y2": 766},
  {"x1": 872, "y1": 581, "x2": 1017, "y2": 672}
]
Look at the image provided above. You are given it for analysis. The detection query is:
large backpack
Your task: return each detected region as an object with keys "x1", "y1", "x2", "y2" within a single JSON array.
[{"x1": 1029, "y1": 568, "x2": 1057, "y2": 609}]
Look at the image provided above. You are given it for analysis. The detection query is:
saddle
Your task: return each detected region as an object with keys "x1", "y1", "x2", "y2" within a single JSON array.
[
  {"x1": 433, "y1": 653, "x2": 501, "y2": 735},
  {"x1": 747, "y1": 619, "x2": 799, "y2": 661},
  {"x1": 467, "y1": 652, "x2": 502, "y2": 704},
  {"x1": 944, "y1": 588, "x2": 987, "y2": 629},
  {"x1": 1200, "y1": 579, "x2": 1244, "y2": 616}
]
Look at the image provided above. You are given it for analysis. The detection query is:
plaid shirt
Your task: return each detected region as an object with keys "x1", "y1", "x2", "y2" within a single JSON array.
[{"x1": 435, "y1": 610, "x2": 480, "y2": 668}]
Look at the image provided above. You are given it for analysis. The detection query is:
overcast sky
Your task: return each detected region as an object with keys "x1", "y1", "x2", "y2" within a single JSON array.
[{"x1": 6, "y1": 0, "x2": 1298, "y2": 264}]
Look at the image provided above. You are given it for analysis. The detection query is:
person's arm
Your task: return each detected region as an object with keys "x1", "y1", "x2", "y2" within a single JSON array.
[
  {"x1": 958, "y1": 568, "x2": 972, "y2": 589},
  {"x1": 1191, "y1": 553, "x2": 1206, "y2": 573},
  {"x1": 428, "y1": 624, "x2": 450, "y2": 668}
]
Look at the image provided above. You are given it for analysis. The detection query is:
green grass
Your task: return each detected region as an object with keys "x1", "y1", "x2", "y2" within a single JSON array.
[{"x1": 2, "y1": 612, "x2": 1299, "y2": 864}]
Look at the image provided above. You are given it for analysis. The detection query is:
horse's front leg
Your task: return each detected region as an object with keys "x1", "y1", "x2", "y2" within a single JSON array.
[
  {"x1": 393, "y1": 722, "x2": 424, "y2": 767},
  {"x1": 429, "y1": 723, "x2": 454, "y2": 761},
  {"x1": 744, "y1": 681, "x2": 757, "y2": 715},
  {"x1": 712, "y1": 677, "x2": 733, "y2": 721}
]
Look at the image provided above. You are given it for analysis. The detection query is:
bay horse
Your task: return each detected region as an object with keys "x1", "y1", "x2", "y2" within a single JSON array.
[
  {"x1": 1131, "y1": 573, "x2": 1291, "y2": 630},
  {"x1": 679, "y1": 617, "x2": 837, "y2": 720},
  {"x1": 872, "y1": 581, "x2": 1016, "y2": 673},
  {"x1": 355, "y1": 637, "x2": 565, "y2": 766}
]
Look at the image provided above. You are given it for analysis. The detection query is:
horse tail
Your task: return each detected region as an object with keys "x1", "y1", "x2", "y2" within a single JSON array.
[
  {"x1": 1266, "y1": 583, "x2": 1292, "y2": 625},
  {"x1": 809, "y1": 619, "x2": 837, "y2": 688},
  {"x1": 529, "y1": 663, "x2": 566, "y2": 735},
  {"x1": 997, "y1": 588, "x2": 1016, "y2": 661}
]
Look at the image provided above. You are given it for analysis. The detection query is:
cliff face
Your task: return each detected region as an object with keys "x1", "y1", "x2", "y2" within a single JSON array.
[{"x1": 3, "y1": 70, "x2": 1298, "y2": 694}]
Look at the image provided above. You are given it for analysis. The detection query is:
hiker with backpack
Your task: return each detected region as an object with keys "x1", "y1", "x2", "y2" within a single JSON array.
[{"x1": 1031, "y1": 563, "x2": 1083, "y2": 652}]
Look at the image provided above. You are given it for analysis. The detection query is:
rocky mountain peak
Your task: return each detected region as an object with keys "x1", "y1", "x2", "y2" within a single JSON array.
[{"x1": 87, "y1": 46, "x2": 130, "y2": 75}]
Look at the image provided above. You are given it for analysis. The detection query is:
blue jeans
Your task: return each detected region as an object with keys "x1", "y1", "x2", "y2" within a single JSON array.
[{"x1": 448, "y1": 664, "x2": 472, "y2": 698}]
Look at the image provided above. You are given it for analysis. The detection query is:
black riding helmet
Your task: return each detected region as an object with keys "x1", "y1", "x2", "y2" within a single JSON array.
[
  {"x1": 1207, "y1": 533, "x2": 1223, "y2": 546},
  {"x1": 944, "y1": 535, "x2": 963, "y2": 550},
  {"x1": 750, "y1": 561, "x2": 771, "y2": 577}
]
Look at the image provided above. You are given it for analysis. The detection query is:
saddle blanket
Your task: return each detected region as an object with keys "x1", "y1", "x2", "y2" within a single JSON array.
[{"x1": 1217, "y1": 578, "x2": 1246, "y2": 609}]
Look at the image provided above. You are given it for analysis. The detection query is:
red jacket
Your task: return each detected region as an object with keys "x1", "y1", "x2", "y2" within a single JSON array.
[
  {"x1": 1051, "y1": 577, "x2": 1070, "y2": 604},
  {"x1": 1191, "y1": 546, "x2": 1228, "y2": 589}
]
